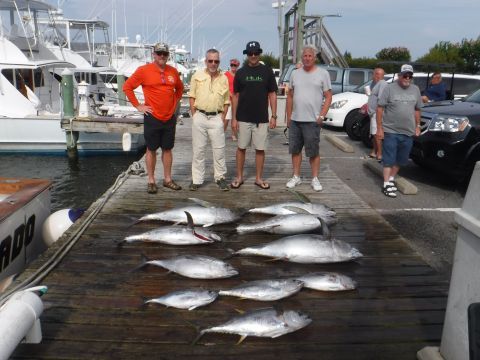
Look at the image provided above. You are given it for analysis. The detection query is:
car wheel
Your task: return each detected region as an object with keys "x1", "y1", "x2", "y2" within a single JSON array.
[
  {"x1": 344, "y1": 110, "x2": 363, "y2": 140},
  {"x1": 360, "y1": 121, "x2": 373, "y2": 148}
]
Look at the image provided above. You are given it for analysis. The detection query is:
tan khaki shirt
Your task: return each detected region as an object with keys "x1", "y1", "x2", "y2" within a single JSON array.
[{"x1": 188, "y1": 69, "x2": 230, "y2": 112}]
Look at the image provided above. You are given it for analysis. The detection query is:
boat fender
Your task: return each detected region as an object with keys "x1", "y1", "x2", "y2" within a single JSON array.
[
  {"x1": 122, "y1": 132, "x2": 132, "y2": 151},
  {"x1": 42, "y1": 209, "x2": 84, "y2": 246}
]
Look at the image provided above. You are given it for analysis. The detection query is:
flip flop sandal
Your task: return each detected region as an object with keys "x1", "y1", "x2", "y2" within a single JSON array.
[
  {"x1": 147, "y1": 183, "x2": 158, "y2": 194},
  {"x1": 254, "y1": 181, "x2": 270, "y2": 190},
  {"x1": 163, "y1": 180, "x2": 182, "y2": 190},
  {"x1": 230, "y1": 179, "x2": 244, "y2": 189}
]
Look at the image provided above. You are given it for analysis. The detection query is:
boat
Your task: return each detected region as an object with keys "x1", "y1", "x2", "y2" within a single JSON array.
[
  {"x1": 0, "y1": 177, "x2": 52, "y2": 291},
  {"x1": 0, "y1": 0, "x2": 145, "y2": 154}
]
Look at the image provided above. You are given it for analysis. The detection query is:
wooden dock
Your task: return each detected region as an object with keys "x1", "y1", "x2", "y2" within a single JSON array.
[{"x1": 10, "y1": 122, "x2": 448, "y2": 359}]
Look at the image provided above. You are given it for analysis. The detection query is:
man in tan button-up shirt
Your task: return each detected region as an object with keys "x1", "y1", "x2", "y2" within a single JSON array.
[{"x1": 188, "y1": 48, "x2": 230, "y2": 191}]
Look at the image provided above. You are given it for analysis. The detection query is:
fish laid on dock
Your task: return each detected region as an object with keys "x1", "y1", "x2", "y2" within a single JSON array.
[
  {"x1": 236, "y1": 213, "x2": 323, "y2": 235},
  {"x1": 123, "y1": 211, "x2": 221, "y2": 245},
  {"x1": 219, "y1": 279, "x2": 304, "y2": 301},
  {"x1": 293, "y1": 272, "x2": 357, "y2": 291},
  {"x1": 134, "y1": 254, "x2": 239, "y2": 279},
  {"x1": 144, "y1": 289, "x2": 218, "y2": 310},
  {"x1": 138, "y1": 198, "x2": 241, "y2": 227},
  {"x1": 248, "y1": 190, "x2": 337, "y2": 225},
  {"x1": 235, "y1": 235, "x2": 362, "y2": 264},
  {"x1": 193, "y1": 307, "x2": 312, "y2": 345}
]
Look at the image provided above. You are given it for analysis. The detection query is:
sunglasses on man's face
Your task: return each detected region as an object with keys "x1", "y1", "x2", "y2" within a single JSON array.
[
  {"x1": 230, "y1": 63, "x2": 239, "y2": 67},
  {"x1": 207, "y1": 59, "x2": 220, "y2": 64},
  {"x1": 155, "y1": 51, "x2": 169, "y2": 57},
  {"x1": 247, "y1": 52, "x2": 261, "y2": 57},
  {"x1": 402, "y1": 73, "x2": 413, "y2": 79}
]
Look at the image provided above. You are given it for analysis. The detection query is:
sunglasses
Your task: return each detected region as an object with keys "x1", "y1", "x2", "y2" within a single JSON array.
[
  {"x1": 247, "y1": 52, "x2": 261, "y2": 57},
  {"x1": 207, "y1": 59, "x2": 220, "y2": 64},
  {"x1": 230, "y1": 63, "x2": 239, "y2": 67},
  {"x1": 155, "y1": 51, "x2": 169, "y2": 57},
  {"x1": 402, "y1": 74, "x2": 413, "y2": 79}
]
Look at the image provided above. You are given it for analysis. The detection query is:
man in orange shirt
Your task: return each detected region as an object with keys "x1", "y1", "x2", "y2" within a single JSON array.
[
  {"x1": 224, "y1": 58, "x2": 240, "y2": 140},
  {"x1": 123, "y1": 42, "x2": 184, "y2": 194}
]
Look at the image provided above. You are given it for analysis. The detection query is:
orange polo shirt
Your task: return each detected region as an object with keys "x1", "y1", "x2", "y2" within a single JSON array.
[{"x1": 123, "y1": 62, "x2": 184, "y2": 121}]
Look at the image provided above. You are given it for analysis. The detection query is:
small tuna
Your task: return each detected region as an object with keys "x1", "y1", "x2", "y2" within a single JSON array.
[
  {"x1": 236, "y1": 213, "x2": 322, "y2": 235},
  {"x1": 144, "y1": 289, "x2": 218, "y2": 310},
  {"x1": 293, "y1": 272, "x2": 357, "y2": 291},
  {"x1": 122, "y1": 211, "x2": 221, "y2": 245},
  {"x1": 219, "y1": 279, "x2": 304, "y2": 301},
  {"x1": 138, "y1": 198, "x2": 241, "y2": 227},
  {"x1": 193, "y1": 307, "x2": 312, "y2": 344},
  {"x1": 133, "y1": 254, "x2": 239, "y2": 279}
]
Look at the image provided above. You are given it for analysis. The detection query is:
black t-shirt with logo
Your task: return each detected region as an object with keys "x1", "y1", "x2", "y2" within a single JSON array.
[{"x1": 234, "y1": 64, "x2": 278, "y2": 123}]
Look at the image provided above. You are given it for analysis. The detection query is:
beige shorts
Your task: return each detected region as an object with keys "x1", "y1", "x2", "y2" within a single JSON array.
[{"x1": 237, "y1": 122, "x2": 269, "y2": 151}]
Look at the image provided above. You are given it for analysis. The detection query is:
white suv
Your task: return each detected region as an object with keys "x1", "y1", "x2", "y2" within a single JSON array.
[{"x1": 324, "y1": 73, "x2": 480, "y2": 128}]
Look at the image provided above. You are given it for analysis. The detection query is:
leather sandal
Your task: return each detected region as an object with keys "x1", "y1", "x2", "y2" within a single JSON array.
[
  {"x1": 163, "y1": 180, "x2": 182, "y2": 191},
  {"x1": 147, "y1": 183, "x2": 158, "y2": 194}
]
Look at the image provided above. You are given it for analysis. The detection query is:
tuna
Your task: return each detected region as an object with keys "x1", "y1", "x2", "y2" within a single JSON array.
[
  {"x1": 134, "y1": 254, "x2": 239, "y2": 279},
  {"x1": 236, "y1": 213, "x2": 322, "y2": 235},
  {"x1": 144, "y1": 289, "x2": 218, "y2": 310},
  {"x1": 193, "y1": 307, "x2": 312, "y2": 344},
  {"x1": 123, "y1": 211, "x2": 221, "y2": 245},
  {"x1": 293, "y1": 272, "x2": 357, "y2": 291},
  {"x1": 235, "y1": 235, "x2": 362, "y2": 264},
  {"x1": 138, "y1": 198, "x2": 240, "y2": 227},
  {"x1": 219, "y1": 279, "x2": 304, "y2": 301}
]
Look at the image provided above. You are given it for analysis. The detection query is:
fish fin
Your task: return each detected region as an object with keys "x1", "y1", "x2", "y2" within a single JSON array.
[
  {"x1": 287, "y1": 189, "x2": 311, "y2": 204},
  {"x1": 140, "y1": 296, "x2": 150, "y2": 308},
  {"x1": 236, "y1": 335, "x2": 247, "y2": 345},
  {"x1": 129, "y1": 253, "x2": 150, "y2": 272},
  {"x1": 191, "y1": 329, "x2": 206, "y2": 345},
  {"x1": 115, "y1": 239, "x2": 126, "y2": 248},
  {"x1": 188, "y1": 305, "x2": 198, "y2": 311},
  {"x1": 234, "y1": 308, "x2": 245, "y2": 314},
  {"x1": 222, "y1": 249, "x2": 237, "y2": 260},
  {"x1": 203, "y1": 223, "x2": 214, "y2": 228},
  {"x1": 172, "y1": 221, "x2": 182, "y2": 226},
  {"x1": 185, "y1": 211, "x2": 195, "y2": 230},
  {"x1": 319, "y1": 218, "x2": 331, "y2": 239},
  {"x1": 283, "y1": 205, "x2": 311, "y2": 214},
  {"x1": 188, "y1": 197, "x2": 212, "y2": 208},
  {"x1": 264, "y1": 257, "x2": 283, "y2": 262}
]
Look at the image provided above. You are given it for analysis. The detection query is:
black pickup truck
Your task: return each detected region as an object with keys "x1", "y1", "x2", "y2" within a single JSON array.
[{"x1": 410, "y1": 88, "x2": 480, "y2": 181}]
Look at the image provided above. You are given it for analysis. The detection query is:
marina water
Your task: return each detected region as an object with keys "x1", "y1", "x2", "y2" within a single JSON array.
[{"x1": 0, "y1": 153, "x2": 142, "y2": 211}]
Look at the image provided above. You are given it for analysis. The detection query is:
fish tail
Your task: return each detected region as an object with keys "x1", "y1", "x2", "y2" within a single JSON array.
[
  {"x1": 191, "y1": 329, "x2": 207, "y2": 345},
  {"x1": 130, "y1": 253, "x2": 149, "y2": 272}
]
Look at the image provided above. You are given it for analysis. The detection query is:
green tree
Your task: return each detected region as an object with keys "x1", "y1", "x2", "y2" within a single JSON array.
[
  {"x1": 416, "y1": 41, "x2": 462, "y2": 70},
  {"x1": 458, "y1": 38, "x2": 480, "y2": 74},
  {"x1": 259, "y1": 52, "x2": 279, "y2": 69},
  {"x1": 376, "y1": 47, "x2": 411, "y2": 61}
]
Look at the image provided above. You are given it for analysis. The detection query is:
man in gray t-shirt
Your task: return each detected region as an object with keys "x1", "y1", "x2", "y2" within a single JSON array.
[
  {"x1": 285, "y1": 45, "x2": 332, "y2": 192},
  {"x1": 376, "y1": 64, "x2": 422, "y2": 198}
]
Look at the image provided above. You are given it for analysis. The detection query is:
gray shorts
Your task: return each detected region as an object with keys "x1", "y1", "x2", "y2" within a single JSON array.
[
  {"x1": 288, "y1": 120, "x2": 320, "y2": 157},
  {"x1": 237, "y1": 122, "x2": 269, "y2": 150}
]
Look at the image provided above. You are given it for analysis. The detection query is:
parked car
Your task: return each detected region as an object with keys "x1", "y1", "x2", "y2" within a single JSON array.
[
  {"x1": 325, "y1": 73, "x2": 480, "y2": 129},
  {"x1": 410, "y1": 87, "x2": 480, "y2": 181},
  {"x1": 277, "y1": 64, "x2": 373, "y2": 96}
]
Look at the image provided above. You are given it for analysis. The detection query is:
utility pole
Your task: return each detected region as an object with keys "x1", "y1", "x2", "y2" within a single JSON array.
[{"x1": 295, "y1": 0, "x2": 306, "y2": 64}]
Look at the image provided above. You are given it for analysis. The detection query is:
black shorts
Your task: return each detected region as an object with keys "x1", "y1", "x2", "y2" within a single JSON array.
[{"x1": 144, "y1": 113, "x2": 176, "y2": 151}]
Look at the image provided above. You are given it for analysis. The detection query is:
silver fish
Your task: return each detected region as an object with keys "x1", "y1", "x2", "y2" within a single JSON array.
[
  {"x1": 124, "y1": 211, "x2": 221, "y2": 245},
  {"x1": 138, "y1": 198, "x2": 240, "y2": 227},
  {"x1": 135, "y1": 254, "x2": 239, "y2": 279},
  {"x1": 194, "y1": 307, "x2": 312, "y2": 344},
  {"x1": 248, "y1": 202, "x2": 337, "y2": 225},
  {"x1": 144, "y1": 289, "x2": 218, "y2": 310},
  {"x1": 219, "y1": 279, "x2": 304, "y2": 301},
  {"x1": 235, "y1": 235, "x2": 362, "y2": 263},
  {"x1": 236, "y1": 214, "x2": 322, "y2": 235},
  {"x1": 293, "y1": 272, "x2": 357, "y2": 291}
]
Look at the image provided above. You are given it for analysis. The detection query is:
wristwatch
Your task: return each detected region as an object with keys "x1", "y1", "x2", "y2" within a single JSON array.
[
  {"x1": 271, "y1": 115, "x2": 278, "y2": 119},
  {"x1": 319, "y1": 115, "x2": 325, "y2": 120}
]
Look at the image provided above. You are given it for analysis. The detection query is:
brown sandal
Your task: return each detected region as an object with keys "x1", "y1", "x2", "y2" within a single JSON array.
[
  {"x1": 147, "y1": 183, "x2": 158, "y2": 194},
  {"x1": 163, "y1": 180, "x2": 182, "y2": 191}
]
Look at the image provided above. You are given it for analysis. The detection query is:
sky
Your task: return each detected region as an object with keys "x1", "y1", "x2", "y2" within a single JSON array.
[{"x1": 47, "y1": 0, "x2": 480, "y2": 68}]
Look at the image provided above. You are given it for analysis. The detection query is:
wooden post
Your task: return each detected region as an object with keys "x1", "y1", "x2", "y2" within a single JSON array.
[
  {"x1": 116, "y1": 73, "x2": 126, "y2": 106},
  {"x1": 61, "y1": 69, "x2": 78, "y2": 158}
]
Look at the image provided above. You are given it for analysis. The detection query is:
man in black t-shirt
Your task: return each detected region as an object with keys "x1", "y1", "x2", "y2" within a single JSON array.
[{"x1": 230, "y1": 41, "x2": 278, "y2": 190}]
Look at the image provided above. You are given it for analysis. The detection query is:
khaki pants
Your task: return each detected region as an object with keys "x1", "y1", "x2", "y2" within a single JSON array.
[{"x1": 191, "y1": 112, "x2": 227, "y2": 184}]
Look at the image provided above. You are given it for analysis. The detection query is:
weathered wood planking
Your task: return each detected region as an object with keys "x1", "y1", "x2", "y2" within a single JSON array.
[{"x1": 11, "y1": 121, "x2": 447, "y2": 359}]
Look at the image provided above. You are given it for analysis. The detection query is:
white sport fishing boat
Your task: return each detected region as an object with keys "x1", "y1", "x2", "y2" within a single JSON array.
[
  {"x1": 0, "y1": 0, "x2": 145, "y2": 154},
  {"x1": 0, "y1": 177, "x2": 51, "y2": 292}
]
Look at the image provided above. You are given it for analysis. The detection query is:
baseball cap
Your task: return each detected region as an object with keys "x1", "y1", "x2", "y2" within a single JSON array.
[
  {"x1": 243, "y1": 41, "x2": 263, "y2": 55},
  {"x1": 400, "y1": 64, "x2": 414, "y2": 74},
  {"x1": 154, "y1": 43, "x2": 169, "y2": 53}
]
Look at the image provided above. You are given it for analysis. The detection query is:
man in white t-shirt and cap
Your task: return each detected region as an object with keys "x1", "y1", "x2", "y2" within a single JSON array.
[
  {"x1": 376, "y1": 64, "x2": 423, "y2": 198},
  {"x1": 285, "y1": 45, "x2": 332, "y2": 191}
]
